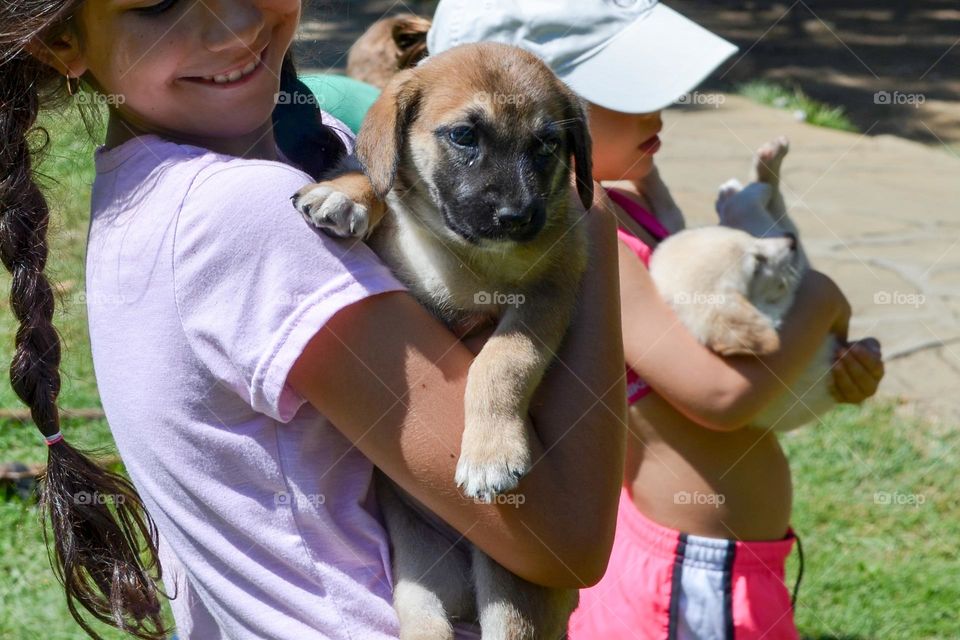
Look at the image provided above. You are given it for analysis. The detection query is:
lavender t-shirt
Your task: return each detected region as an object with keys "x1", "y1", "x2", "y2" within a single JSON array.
[{"x1": 86, "y1": 125, "x2": 479, "y2": 639}]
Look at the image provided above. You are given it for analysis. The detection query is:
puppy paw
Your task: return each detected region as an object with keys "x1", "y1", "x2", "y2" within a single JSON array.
[
  {"x1": 715, "y1": 178, "x2": 744, "y2": 215},
  {"x1": 292, "y1": 182, "x2": 370, "y2": 238},
  {"x1": 752, "y1": 136, "x2": 790, "y2": 186},
  {"x1": 455, "y1": 418, "x2": 532, "y2": 503}
]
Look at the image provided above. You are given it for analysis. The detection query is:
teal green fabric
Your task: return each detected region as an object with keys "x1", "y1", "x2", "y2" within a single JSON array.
[{"x1": 299, "y1": 74, "x2": 381, "y2": 135}]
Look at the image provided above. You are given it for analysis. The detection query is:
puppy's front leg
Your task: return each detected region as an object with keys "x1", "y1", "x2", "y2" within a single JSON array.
[
  {"x1": 455, "y1": 283, "x2": 578, "y2": 502},
  {"x1": 291, "y1": 160, "x2": 387, "y2": 239}
]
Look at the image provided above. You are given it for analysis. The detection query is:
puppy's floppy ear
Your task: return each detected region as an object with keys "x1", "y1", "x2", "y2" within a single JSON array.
[
  {"x1": 392, "y1": 16, "x2": 431, "y2": 70},
  {"x1": 562, "y1": 90, "x2": 595, "y2": 210},
  {"x1": 356, "y1": 69, "x2": 421, "y2": 199},
  {"x1": 705, "y1": 292, "x2": 781, "y2": 356}
]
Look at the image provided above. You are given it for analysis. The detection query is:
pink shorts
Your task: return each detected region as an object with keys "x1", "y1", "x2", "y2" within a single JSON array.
[{"x1": 568, "y1": 488, "x2": 801, "y2": 640}]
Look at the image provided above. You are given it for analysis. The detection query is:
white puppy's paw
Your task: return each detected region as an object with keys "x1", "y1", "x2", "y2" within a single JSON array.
[
  {"x1": 291, "y1": 183, "x2": 370, "y2": 239},
  {"x1": 716, "y1": 178, "x2": 744, "y2": 215},
  {"x1": 752, "y1": 136, "x2": 790, "y2": 185},
  {"x1": 455, "y1": 418, "x2": 532, "y2": 503}
]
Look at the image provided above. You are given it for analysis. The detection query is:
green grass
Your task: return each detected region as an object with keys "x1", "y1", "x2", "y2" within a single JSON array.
[
  {"x1": 782, "y1": 402, "x2": 960, "y2": 639},
  {"x1": 737, "y1": 80, "x2": 859, "y2": 133}
]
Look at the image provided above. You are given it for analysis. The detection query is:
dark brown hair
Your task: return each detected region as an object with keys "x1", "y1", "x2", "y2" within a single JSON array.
[{"x1": 1, "y1": 3, "x2": 342, "y2": 638}]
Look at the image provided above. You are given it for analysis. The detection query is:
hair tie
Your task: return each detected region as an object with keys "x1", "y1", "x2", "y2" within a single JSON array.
[{"x1": 44, "y1": 431, "x2": 64, "y2": 446}]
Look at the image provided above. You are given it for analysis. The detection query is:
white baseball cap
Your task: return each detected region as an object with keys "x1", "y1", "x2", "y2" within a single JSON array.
[{"x1": 426, "y1": 0, "x2": 738, "y2": 114}]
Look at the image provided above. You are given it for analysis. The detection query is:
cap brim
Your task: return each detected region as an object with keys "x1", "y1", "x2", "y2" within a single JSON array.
[{"x1": 559, "y1": 4, "x2": 738, "y2": 114}]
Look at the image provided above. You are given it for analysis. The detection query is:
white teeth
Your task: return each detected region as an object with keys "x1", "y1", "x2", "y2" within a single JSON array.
[{"x1": 204, "y1": 58, "x2": 259, "y2": 84}]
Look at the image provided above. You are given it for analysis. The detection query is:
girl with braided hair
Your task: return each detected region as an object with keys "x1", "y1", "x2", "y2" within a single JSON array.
[{"x1": 1, "y1": 1, "x2": 628, "y2": 639}]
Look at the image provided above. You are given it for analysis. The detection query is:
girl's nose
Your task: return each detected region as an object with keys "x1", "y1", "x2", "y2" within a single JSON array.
[{"x1": 201, "y1": 0, "x2": 266, "y2": 52}]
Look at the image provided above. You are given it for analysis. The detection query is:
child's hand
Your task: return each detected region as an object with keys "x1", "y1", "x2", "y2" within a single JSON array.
[{"x1": 830, "y1": 337, "x2": 884, "y2": 404}]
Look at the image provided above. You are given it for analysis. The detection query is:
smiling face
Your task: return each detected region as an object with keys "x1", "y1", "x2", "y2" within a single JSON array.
[
  {"x1": 38, "y1": 0, "x2": 300, "y2": 155},
  {"x1": 587, "y1": 104, "x2": 662, "y2": 182}
]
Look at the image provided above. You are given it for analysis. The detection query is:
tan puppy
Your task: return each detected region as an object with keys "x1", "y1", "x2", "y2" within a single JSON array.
[
  {"x1": 293, "y1": 42, "x2": 593, "y2": 638},
  {"x1": 346, "y1": 13, "x2": 431, "y2": 88},
  {"x1": 650, "y1": 139, "x2": 836, "y2": 431}
]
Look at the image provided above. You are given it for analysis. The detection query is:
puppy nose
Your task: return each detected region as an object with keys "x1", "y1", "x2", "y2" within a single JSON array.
[
  {"x1": 783, "y1": 232, "x2": 798, "y2": 250},
  {"x1": 495, "y1": 206, "x2": 533, "y2": 231}
]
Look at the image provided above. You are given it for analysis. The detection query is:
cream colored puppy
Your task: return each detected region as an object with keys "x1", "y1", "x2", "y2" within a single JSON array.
[{"x1": 650, "y1": 138, "x2": 836, "y2": 431}]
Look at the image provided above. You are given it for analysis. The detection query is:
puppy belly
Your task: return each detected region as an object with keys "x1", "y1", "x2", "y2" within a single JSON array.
[{"x1": 754, "y1": 337, "x2": 837, "y2": 431}]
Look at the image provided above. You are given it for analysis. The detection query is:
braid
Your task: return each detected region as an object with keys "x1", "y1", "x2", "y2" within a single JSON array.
[
  {"x1": 0, "y1": 64, "x2": 61, "y2": 437},
  {"x1": 1, "y1": 13, "x2": 169, "y2": 640}
]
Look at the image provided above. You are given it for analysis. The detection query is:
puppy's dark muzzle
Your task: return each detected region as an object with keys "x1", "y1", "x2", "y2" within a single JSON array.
[{"x1": 495, "y1": 202, "x2": 546, "y2": 242}]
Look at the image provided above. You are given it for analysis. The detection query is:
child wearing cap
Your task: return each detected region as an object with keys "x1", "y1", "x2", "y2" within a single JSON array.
[{"x1": 419, "y1": 1, "x2": 886, "y2": 638}]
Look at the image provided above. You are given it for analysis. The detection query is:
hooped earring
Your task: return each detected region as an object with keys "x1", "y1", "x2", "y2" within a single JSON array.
[{"x1": 65, "y1": 74, "x2": 79, "y2": 96}]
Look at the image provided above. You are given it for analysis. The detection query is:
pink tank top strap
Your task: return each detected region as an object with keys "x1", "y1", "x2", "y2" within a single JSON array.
[
  {"x1": 605, "y1": 187, "x2": 671, "y2": 241},
  {"x1": 606, "y1": 186, "x2": 673, "y2": 405}
]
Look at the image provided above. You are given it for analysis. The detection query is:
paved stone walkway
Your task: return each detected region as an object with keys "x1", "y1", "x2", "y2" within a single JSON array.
[{"x1": 297, "y1": 5, "x2": 960, "y2": 423}]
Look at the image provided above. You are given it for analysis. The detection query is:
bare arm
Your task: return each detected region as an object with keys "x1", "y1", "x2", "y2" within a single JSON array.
[
  {"x1": 288, "y1": 195, "x2": 626, "y2": 588},
  {"x1": 617, "y1": 238, "x2": 850, "y2": 431}
]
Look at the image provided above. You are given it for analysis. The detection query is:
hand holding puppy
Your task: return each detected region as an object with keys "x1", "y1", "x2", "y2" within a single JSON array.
[{"x1": 831, "y1": 338, "x2": 884, "y2": 404}]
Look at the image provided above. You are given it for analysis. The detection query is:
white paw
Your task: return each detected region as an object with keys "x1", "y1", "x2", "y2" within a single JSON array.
[
  {"x1": 715, "y1": 178, "x2": 744, "y2": 215},
  {"x1": 455, "y1": 422, "x2": 532, "y2": 503},
  {"x1": 292, "y1": 184, "x2": 369, "y2": 238}
]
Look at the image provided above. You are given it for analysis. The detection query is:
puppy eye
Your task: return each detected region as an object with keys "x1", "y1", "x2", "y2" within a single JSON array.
[
  {"x1": 536, "y1": 138, "x2": 560, "y2": 157},
  {"x1": 753, "y1": 254, "x2": 768, "y2": 271},
  {"x1": 448, "y1": 126, "x2": 478, "y2": 148}
]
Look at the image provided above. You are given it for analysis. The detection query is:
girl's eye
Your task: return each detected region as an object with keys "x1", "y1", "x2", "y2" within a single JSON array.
[
  {"x1": 448, "y1": 126, "x2": 478, "y2": 148},
  {"x1": 134, "y1": 0, "x2": 179, "y2": 15}
]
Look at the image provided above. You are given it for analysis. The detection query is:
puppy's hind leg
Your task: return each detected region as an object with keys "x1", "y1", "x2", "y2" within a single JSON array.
[
  {"x1": 375, "y1": 474, "x2": 474, "y2": 640},
  {"x1": 715, "y1": 178, "x2": 744, "y2": 217},
  {"x1": 751, "y1": 136, "x2": 790, "y2": 222},
  {"x1": 472, "y1": 547, "x2": 579, "y2": 640}
]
